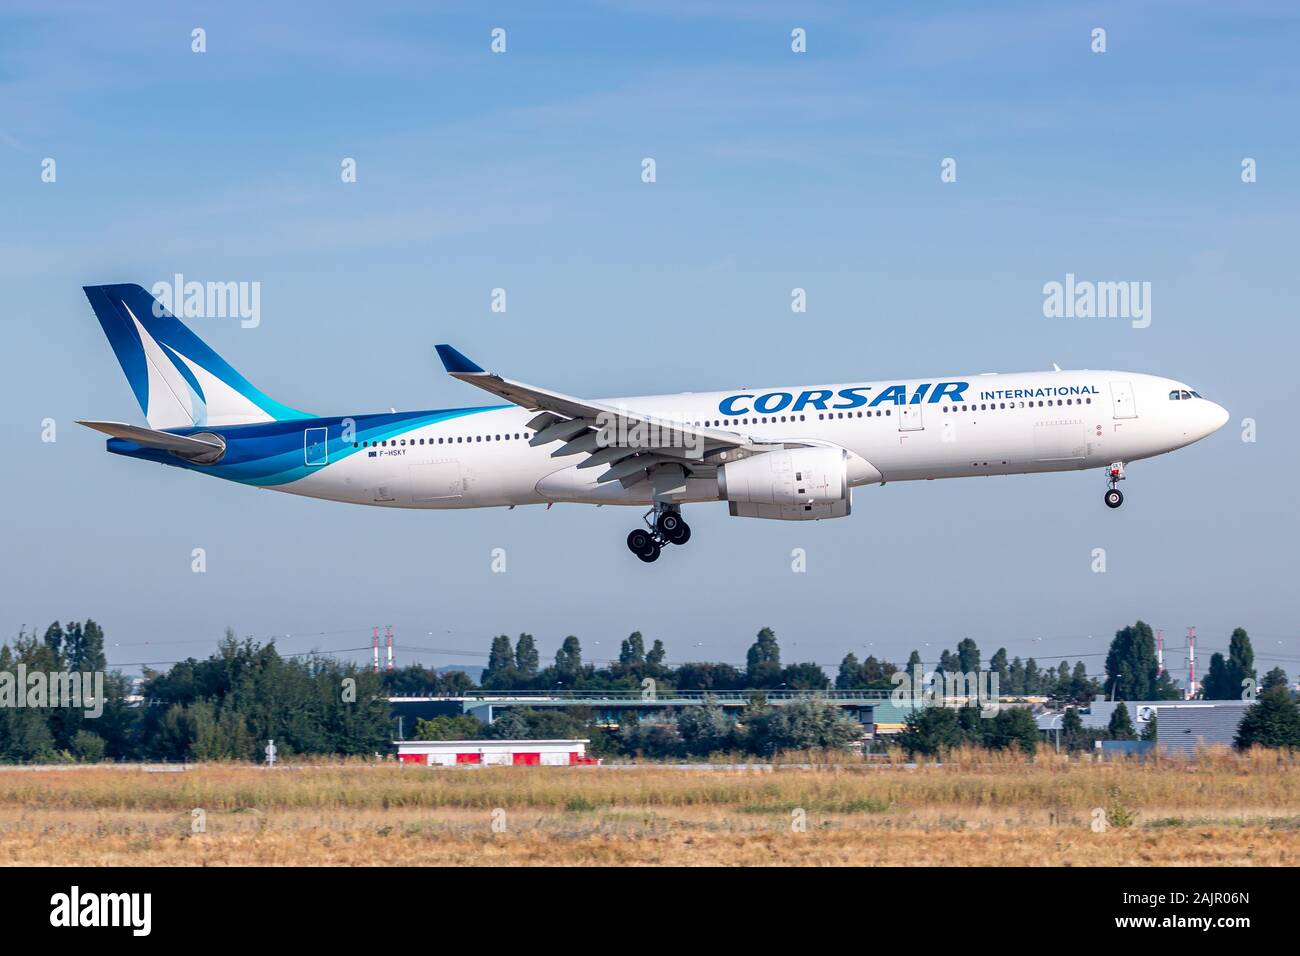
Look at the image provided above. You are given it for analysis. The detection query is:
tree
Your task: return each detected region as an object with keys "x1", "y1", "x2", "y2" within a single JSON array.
[
  {"x1": 70, "y1": 729, "x2": 107, "y2": 762},
  {"x1": 413, "y1": 714, "x2": 482, "y2": 740},
  {"x1": 1262, "y1": 667, "x2": 1290, "y2": 693},
  {"x1": 620, "y1": 720, "x2": 683, "y2": 759},
  {"x1": 1052, "y1": 661, "x2": 1100, "y2": 706},
  {"x1": 859, "y1": 655, "x2": 897, "y2": 687},
  {"x1": 1226, "y1": 627, "x2": 1256, "y2": 700},
  {"x1": 1202, "y1": 653, "x2": 1232, "y2": 700},
  {"x1": 1103, "y1": 621, "x2": 1159, "y2": 701},
  {"x1": 1060, "y1": 707, "x2": 1086, "y2": 752},
  {"x1": 1140, "y1": 714, "x2": 1158, "y2": 742},
  {"x1": 483, "y1": 635, "x2": 517, "y2": 689},
  {"x1": 1023, "y1": 658, "x2": 1041, "y2": 695},
  {"x1": 743, "y1": 699, "x2": 862, "y2": 756},
  {"x1": 489, "y1": 706, "x2": 597, "y2": 742},
  {"x1": 514, "y1": 634, "x2": 539, "y2": 680},
  {"x1": 955, "y1": 638, "x2": 980, "y2": 675},
  {"x1": 779, "y1": 662, "x2": 829, "y2": 690},
  {"x1": 676, "y1": 702, "x2": 735, "y2": 756},
  {"x1": 895, "y1": 706, "x2": 965, "y2": 757},
  {"x1": 1007, "y1": 657, "x2": 1025, "y2": 696},
  {"x1": 646, "y1": 639, "x2": 666, "y2": 669},
  {"x1": 139, "y1": 632, "x2": 392, "y2": 760},
  {"x1": 619, "y1": 632, "x2": 646, "y2": 667},
  {"x1": 1235, "y1": 687, "x2": 1300, "y2": 750},
  {"x1": 956, "y1": 702, "x2": 988, "y2": 747},
  {"x1": 988, "y1": 707, "x2": 1040, "y2": 755},
  {"x1": 836, "y1": 653, "x2": 862, "y2": 690},
  {"x1": 1108, "y1": 702, "x2": 1136, "y2": 740},
  {"x1": 672, "y1": 662, "x2": 744, "y2": 691},
  {"x1": 937, "y1": 649, "x2": 958, "y2": 679},
  {"x1": 990, "y1": 648, "x2": 1009, "y2": 690},
  {"x1": 745, "y1": 628, "x2": 782, "y2": 688},
  {"x1": 554, "y1": 636, "x2": 583, "y2": 683}
]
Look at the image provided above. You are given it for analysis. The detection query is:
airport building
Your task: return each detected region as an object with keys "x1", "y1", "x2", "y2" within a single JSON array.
[
  {"x1": 395, "y1": 738, "x2": 599, "y2": 766},
  {"x1": 1038, "y1": 699, "x2": 1253, "y2": 755}
]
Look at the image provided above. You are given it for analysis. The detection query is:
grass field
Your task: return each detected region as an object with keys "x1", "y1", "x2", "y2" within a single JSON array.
[{"x1": 2, "y1": 747, "x2": 1298, "y2": 866}]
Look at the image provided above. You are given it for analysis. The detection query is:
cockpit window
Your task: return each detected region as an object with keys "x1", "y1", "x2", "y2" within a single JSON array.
[
  {"x1": 1169, "y1": 390, "x2": 1181, "y2": 400},
  {"x1": 1180, "y1": 390, "x2": 1192, "y2": 399},
  {"x1": 1191, "y1": 390, "x2": 1202, "y2": 398}
]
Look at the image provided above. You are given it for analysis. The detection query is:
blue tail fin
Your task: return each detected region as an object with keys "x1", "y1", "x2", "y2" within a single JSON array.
[{"x1": 83, "y1": 283, "x2": 310, "y2": 429}]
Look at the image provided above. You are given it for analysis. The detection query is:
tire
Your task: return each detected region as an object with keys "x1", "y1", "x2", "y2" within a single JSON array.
[
  {"x1": 656, "y1": 512, "x2": 682, "y2": 536},
  {"x1": 663, "y1": 519, "x2": 691, "y2": 545},
  {"x1": 1104, "y1": 489, "x2": 1124, "y2": 509},
  {"x1": 627, "y1": 529, "x2": 653, "y2": 554},
  {"x1": 636, "y1": 539, "x2": 662, "y2": 563}
]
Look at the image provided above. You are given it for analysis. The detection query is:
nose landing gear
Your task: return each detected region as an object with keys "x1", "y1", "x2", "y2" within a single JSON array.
[
  {"x1": 626, "y1": 506, "x2": 692, "y2": 562},
  {"x1": 1104, "y1": 461, "x2": 1126, "y2": 509}
]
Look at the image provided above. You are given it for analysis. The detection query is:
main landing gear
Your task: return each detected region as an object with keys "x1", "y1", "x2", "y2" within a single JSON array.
[
  {"x1": 1104, "y1": 461, "x2": 1126, "y2": 509},
  {"x1": 626, "y1": 506, "x2": 691, "y2": 562}
]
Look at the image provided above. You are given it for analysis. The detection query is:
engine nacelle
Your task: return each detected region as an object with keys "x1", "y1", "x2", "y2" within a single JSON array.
[{"x1": 717, "y1": 446, "x2": 851, "y2": 520}]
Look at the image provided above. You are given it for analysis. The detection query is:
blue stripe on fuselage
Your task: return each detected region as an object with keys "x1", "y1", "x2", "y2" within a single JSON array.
[{"x1": 104, "y1": 406, "x2": 507, "y2": 486}]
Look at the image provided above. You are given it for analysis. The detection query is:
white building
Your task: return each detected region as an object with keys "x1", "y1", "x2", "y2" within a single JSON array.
[{"x1": 396, "y1": 738, "x2": 597, "y2": 767}]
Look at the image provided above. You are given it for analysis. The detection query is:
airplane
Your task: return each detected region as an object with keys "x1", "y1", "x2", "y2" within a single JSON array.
[{"x1": 80, "y1": 283, "x2": 1230, "y2": 563}]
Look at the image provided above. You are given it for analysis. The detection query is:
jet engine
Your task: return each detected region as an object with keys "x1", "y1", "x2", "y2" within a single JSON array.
[{"x1": 716, "y1": 446, "x2": 851, "y2": 520}]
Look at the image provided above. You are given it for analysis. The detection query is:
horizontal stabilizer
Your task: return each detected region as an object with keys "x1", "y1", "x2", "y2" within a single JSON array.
[{"x1": 77, "y1": 420, "x2": 226, "y2": 464}]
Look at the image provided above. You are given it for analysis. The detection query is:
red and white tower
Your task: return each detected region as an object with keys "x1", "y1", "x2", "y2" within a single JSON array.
[
  {"x1": 372, "y1": 626, "x2": 380, "y2": 674},
  {"x1": 1187, "y1": 626, "x2": 1197, "y2": 698},
  {"x1": 1156, "y1": 629, "x2": 1165, "y2": 676},
  {"x1": 385, "y1": 625, "x2": 394, "y2": 672}
]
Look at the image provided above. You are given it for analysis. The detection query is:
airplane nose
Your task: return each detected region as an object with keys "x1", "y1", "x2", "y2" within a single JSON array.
[{"x1": 1209, "y1": 401, "x2": 1230, "y2": 432}]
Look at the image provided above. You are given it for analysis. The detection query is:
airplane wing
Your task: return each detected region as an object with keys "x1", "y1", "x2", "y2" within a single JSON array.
[{"x1": 435, "y1": 344, "x2": 760, "y2": 485}]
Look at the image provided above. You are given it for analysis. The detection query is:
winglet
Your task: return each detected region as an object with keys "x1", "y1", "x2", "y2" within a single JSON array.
[{"x1": 435, "y1": 344, "x2": 485, "y2": 375}]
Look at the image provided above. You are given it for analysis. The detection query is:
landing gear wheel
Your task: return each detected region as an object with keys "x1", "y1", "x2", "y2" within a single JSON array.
[
  {"x1": 657, "y1": 511, "x2": 691, "y2": 545},
  {"x1": 626, "y1": 529, "x2": 661, "y2": 562},
  {"x1": 1104, "y1": 488, "x2": 1124, "y2": 509}
]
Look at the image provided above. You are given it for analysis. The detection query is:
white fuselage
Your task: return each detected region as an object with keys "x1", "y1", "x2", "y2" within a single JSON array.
[{"x1": 279, "y1": 370, "x2": 1228, "y2": 510}]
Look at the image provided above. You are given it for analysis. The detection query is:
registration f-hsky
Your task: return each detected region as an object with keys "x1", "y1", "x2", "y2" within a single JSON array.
[{"x1": 81, "y1": 284, "x2": 1229, "y2": 563}]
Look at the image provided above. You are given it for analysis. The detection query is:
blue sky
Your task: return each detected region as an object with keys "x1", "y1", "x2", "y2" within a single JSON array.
[{"x1": 3, "y1": 1, "x2": 1298, "y2": 681}]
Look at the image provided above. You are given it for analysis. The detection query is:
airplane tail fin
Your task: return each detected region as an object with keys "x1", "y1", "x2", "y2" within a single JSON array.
[{"x1": 82, "y1": 283, "x2": 310, "y2": 429}]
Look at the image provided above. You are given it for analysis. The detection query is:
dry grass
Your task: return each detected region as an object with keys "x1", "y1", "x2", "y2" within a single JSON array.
[{"x1": 2, "y1": 747, "x2": 1298, "y2": 865}]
